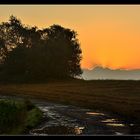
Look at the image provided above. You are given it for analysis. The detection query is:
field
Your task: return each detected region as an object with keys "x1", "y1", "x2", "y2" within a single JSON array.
[{"x1": 0, "y1": 80, "x2": 140, "y2": 123}]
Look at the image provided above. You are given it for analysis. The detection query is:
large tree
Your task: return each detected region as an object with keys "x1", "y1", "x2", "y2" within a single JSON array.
[
  {"x1": 0, "y1": 16, "x2": 82, "y2": 82},
  {"x1": 40, "y1": 24, "x2": 82, "y2": 78}
]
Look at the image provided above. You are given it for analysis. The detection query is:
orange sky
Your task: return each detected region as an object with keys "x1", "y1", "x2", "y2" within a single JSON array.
[{"x1": 0, "y1": 5, "x2": 140, "y2": 70}]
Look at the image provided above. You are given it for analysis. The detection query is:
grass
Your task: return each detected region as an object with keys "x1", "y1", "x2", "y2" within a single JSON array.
[
  {"x1": 0, "y1": 99, "x2": 43, "y2": 135},
  {"x1": 0, "y1": 80, "x2": 140, "y2": 123},
  {"x1": 25, "y1": 108, "x2": 43, "y2": 129}
]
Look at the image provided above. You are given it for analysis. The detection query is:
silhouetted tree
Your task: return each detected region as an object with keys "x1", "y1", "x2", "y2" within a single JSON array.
[
  {"x1": 0, "y1": 16, "x2": 82, "y2": 82},
  {"x1": 41, "y1": 24, "x2": 82, "y2": 78}
]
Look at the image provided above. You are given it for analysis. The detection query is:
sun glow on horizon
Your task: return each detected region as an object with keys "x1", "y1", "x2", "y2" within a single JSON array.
[{"x1": 0, "y1": 5, "x2": 140, "y2": 70}]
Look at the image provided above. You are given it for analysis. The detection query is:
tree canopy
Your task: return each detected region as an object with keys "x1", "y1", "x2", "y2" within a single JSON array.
[{"x1": 0, "y1": 16, "x2": 82, "y2": 82}]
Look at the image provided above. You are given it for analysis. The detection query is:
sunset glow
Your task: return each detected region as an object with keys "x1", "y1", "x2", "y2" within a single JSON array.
[{"x1": 0, "y1": 5, "x2": 140, "y2": 70}]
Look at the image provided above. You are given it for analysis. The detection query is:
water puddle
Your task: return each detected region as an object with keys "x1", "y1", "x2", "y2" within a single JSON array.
[
  {"x1": 101, "y1": 119, "x2": 116, "y2": 123},
  {"x1": 0, "y1": 95, "x2": 139, "y2": 135},
  {"x1": 115, "y1": 132, "x2": 123, "y2": 135},
  {"x1": 86, "y1": 112, "x2": 105, "y2": 116},
  {"x1": 29, "y1": 102, "x2": 131, "y2": 135},
  {"x1": 106, "y1": 123, "x2": 125, "y2": 127},
  {"x1": 101, "y1": 118, "x2": 125, "y2": 127}
]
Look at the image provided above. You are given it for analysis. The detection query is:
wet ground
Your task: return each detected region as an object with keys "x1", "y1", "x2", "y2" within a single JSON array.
[
  {"x1": 0, "y1": 95, "x2": 138, "y2": 135},
  {"x1": 29, "y1": 101, "x2": 131, "y2": 136}
]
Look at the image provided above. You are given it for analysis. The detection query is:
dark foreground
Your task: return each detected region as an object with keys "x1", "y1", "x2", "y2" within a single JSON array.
[
  {"x1": 0, "y1": 80, "x2": 140, "y2": 134},
  {"x1": 0, "y1": 96, "x2": 136, "y2": 135},
  {"x1": 30, "y1": 100, "x2": 133, "y2": 135}
]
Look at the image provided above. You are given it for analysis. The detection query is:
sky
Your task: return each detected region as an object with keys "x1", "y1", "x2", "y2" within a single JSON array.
[{"x1": 0, "y1": 5, "x2": 140, "y2": 70}]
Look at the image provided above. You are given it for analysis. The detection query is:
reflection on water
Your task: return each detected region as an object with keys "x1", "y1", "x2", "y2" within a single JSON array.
[
  {"x1": 101, "y1": 118, "x2": 125, "y2": 127},
  {"x1": 73, "y1": 126, "x2": 84, "y2": 135},
  {"x1": 30, "y1": 103, "x2": 131, "y2": 135},
  {"x1": 115, "y1": 132, "x2": 123, "y2": 135},
  {"x1": 86, "y1": 112, "x2": 105, "y2": 116},
  {"x1": 106, "y1": 123, "x2": 125, "y2": 127},
  {"x1": 130, "y1": 124, "x2": 134, "y2": 126},
  {"x1": 30, "y1": 125, "x2": 85, "y2": 135},
  {"x1": 101, "y1": 119, "x2": 116, "y2": 123}
]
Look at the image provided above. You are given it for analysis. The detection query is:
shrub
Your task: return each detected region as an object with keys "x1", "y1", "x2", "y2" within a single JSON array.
[
  {"x1": 25, "y1": 108, "x2": 43, "y2": 129},
  {"x1": 0, "y1": 99, "x2": 43, "y2": 134}
]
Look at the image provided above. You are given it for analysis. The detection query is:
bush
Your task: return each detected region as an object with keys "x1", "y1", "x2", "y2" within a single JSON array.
[
  {"x1": 0, "y1": 99, "x2": 43, "y2": 134},
  {"x1": 23, "y1": 99, "x2": 35, "y2": 111},
  {"x1": 25, "y1": 108, "x2": 43, "y2": 129},
  {"x1": 0, "y1": 99, "x2": 26, "y2": 133}
]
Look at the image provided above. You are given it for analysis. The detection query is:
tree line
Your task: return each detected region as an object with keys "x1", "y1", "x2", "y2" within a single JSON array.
[{"x1": 0, "y1": 16, "x2": 82, "y2": 82}]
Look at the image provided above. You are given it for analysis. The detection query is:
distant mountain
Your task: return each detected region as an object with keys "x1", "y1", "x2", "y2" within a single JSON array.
[{"x1": 82, "y1": 66, "x2": 140, "y2": 80}]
